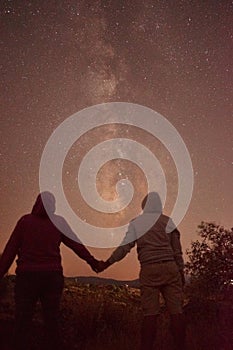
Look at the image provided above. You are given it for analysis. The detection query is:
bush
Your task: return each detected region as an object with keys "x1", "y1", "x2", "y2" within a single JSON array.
[{"x1": 185, "y1": 222, "x2": 233, "y2": 297}]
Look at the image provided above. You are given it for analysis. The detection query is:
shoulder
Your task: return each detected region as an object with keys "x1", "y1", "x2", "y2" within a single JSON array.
[
  {"x1": 20, "y1": 214, "x2": 31, "y2": 220},
  {"x1": 159, "y1": 214, "x2": 178, "y2": 233},
  {"x1": 11, "y1": 214, "x2": 32, "y2": 236},
  {"x1": 129, "y1": 216, "x2": 137, "y2": 224},
  {"x1": 52, "y1": 214, "x2": 65, "y2": 223},
  {"x1": 50, "y1": 215, "x2": 77, "y2": 239},
  {"x1": 51, "y1": 214, "x2": 68, "y2": 229},
  {"x1": 16, "y1": 214, "x2": 32, "y2": 225}
]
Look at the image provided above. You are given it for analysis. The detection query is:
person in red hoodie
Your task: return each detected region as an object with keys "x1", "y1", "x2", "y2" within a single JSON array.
[{"x1": 0, "y1": 191, "x2": 100, "y2": 350}]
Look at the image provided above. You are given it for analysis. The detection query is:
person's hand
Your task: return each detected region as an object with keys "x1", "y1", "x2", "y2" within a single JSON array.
[
  {"x1": 89, "y1": 258, "x2": 101, "y2": 273},
  {"x1": 96, "y1": 260, "x2": 111, "y2": 273},
  {"x1": 89, "y1": 259, "x2": 111, "y2": 273}
]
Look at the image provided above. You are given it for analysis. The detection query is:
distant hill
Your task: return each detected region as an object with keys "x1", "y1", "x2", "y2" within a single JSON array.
[
  {"x1": 66, "y1": 276, "x2": 140, "y2": 288},
  {"x1": 7, "y1": 274, "x2": 189, "y2": 287},
  {"x1": 66, "y1": 274, "x2": 191, "y2": 287}
]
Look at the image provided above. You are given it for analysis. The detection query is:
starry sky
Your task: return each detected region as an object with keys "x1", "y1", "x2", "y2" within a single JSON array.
[{"x1": 0, "y1": 0, "x2": 232, "y2": 279}]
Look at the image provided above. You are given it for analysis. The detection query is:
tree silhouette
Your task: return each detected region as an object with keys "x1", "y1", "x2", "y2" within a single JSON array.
[{"x1": 185, "y1": 222, "x2": 233, "y2": 297}]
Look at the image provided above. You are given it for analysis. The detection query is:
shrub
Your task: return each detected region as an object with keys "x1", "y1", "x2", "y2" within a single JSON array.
[{"x1": 185, "y1": 222, "x2": 233, "y2": 298}]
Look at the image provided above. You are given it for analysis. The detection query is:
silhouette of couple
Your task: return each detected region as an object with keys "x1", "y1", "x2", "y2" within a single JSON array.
[{"x1": 0, "y1": 192, "x2": 186, "y2": 350}]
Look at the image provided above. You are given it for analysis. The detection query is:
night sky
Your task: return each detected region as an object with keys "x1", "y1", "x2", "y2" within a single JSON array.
[{"x1": 0, "y1": 1, "x2": 232, "y2": 279}]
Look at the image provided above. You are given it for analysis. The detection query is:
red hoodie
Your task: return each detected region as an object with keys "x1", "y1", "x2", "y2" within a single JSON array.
[{"x1": 0, "y1": 195, "x2": 95, "y2": 278}]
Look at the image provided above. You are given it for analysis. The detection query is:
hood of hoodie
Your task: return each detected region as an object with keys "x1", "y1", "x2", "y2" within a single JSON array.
[
  {"x1": 31, "y1": 192, "x2": 55, "y2": 217},
  {"x1": 142, "y1": 192, "x2": 162, "y2": 214}
]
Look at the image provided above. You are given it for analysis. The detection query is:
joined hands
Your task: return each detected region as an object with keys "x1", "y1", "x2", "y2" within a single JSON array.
[{"x1": 89, "y1": 259, "x2": 111, "y2": 273}]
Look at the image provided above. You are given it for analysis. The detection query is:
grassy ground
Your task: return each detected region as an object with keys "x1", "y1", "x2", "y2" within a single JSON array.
[{"x1": 0, "y1": 276, "x2": 232, "y2": 350}]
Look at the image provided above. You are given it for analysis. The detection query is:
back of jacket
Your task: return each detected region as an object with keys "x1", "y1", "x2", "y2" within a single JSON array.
[
  {"x1": 135, "y1": 213, "x2": 179, "y2": 266},
  {"x1": 108, "y1": 210, "x2": 184, "y2": 271},
  {"x1": 15, "y1": 214, "x2": 63, "y2": 273}
]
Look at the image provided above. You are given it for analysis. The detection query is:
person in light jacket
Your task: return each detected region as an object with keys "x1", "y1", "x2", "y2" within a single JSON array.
[{"x1": 97, "y1": 192, "x2": 186, "y2": 350}]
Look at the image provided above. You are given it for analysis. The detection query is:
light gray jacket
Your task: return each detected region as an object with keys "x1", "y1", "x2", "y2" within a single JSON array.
[{"x1": 108, "y1": 209, "x2": 184, "y2": 271}]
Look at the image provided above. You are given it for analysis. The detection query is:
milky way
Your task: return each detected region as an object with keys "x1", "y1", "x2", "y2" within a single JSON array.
[{"x1": 0, "y1": 1, "x2": 232, "y2": 278}]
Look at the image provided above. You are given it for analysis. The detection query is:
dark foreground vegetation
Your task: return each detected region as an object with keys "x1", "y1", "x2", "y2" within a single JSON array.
[
  {"x1": 0, "y1": 275, "x2": 232, "y2": 350},
  {"x1": 0, "y1": 222, "x2": 232, "y2": 349}
]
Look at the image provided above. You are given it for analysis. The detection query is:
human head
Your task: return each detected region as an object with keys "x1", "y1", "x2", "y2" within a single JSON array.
[
  {"x1": 31, "y1": 191, "x2": 55, "y2": 216},
  {"x1": 141, "y1": 192, "x2": 162, "y2": 213}
]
